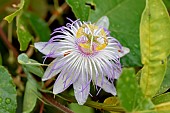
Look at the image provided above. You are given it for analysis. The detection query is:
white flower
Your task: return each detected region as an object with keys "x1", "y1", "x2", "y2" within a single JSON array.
[{"x1": 34, "y1": 16, "x2": 129, "y2": 105}]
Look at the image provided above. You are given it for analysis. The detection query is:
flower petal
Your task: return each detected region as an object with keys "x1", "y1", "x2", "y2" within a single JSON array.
[
  {"x1": 95, "y1": 16, "x2": 109, "y2": 29},
  {"x1": 73, "y1": 76, "x2": 90, "y2": 105},
  {"x1": 34, "y1": 42, "x2": 60, "y2": 58},
  {"x1": 93, "y1": 75, "x2": 117, "y2": 95},
  {"x1": 53, "y1": 73, "x2": 73, "y2": 94},
  {"x1": 42, "y1": 58, "x2": 61, "y2": 81},
  {"x1": 118, "y1": 46, "x2": 130, "y2": 58},
  {"x1": 42, "y1": 53, "x2": 76, "y2": 81}
]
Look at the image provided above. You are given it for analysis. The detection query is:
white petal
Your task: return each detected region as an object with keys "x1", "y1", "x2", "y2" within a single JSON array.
[
  {"x1": 53, "y1": 73, "x2": 73, "y2": 94},
  {"x1": 95, "y1": 16, "x2": 109, "y2": 29},
  {"x1": 73, "y1": 76, "x2": 90, "y2": 105},
  {"x1": 118, "y1": 47, "x2": 130, "y2": 57},
  {"x1": 34, "y1": 42, "x2": 60, "y2": 58},
  {"x1": 93, "y1": 76, "x2": 117, "y2": 95},
  {"x1": 42, "y1": 54, "x2": 76, "y2": 81},
  {"x1": 73, "y1": 59, "x2": 90, "y2": 105},
  {"x1": 42, "y1": 58, "x2": 61, "y2": 81}
]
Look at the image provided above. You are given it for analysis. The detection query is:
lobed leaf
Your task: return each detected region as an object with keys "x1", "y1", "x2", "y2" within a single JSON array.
[
  {"x1": 140, "y1": 0, "x2": 170, "y2": 98},
  {"x1": 0, "y1": 66, "x2": 17, "y2": 113},
  {"x1": 117, "y1": 68, "x2": 154, "y2": 112}
]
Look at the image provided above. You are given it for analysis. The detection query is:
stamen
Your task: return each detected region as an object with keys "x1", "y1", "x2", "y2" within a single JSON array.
[{"x1": 76, "y1": 23, "x2": 108, "y2": 55}]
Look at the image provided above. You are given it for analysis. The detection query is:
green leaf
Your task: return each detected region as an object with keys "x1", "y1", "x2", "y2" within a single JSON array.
[
  {"x1": 157, "y1": 57, "x2": 170, "y2": 94},
  {"x1": 117, "y1": 68, "x2": 154, "y2": 112},
  {"x1": 152, "y1": 92, "x2": 170, "y2": 105},
  {"x1": 0, "y1": 66, "x2": 17, "y2": 113},
  {"x1": 163, "y1": 0, "x2": 170, "y2": 11},
  {"x1": 18, "y1": 53, "x2": 44, "y2": 77},
  {"x1": 103, "y1": 97, "x2": 120, "y2": 113},
  {"x1": 23, "y1": 12, "x2": 50, "y2": 41},
  {"x1": 66, "y1": 0, "x2": 91, "y2": 21},
  {"x1": 69, "y1": 103, "x2": 94, "y2": 113},
  {"x1": 16, "y1": 16, "x2": 33, "y2": 51},
  {"x1": 66, "y1": 0, "x2": 146, "y2": 66},
  {"x1": 140, "y1": 0, "x2": 170, "y2": 98},
  {"x1": 104, "y1": 97, "x2": 120, "y2": 106},
  {"x1": 23, "y1": 80, "x2": 38, "y2": 113},
  {"x1": 4, "y1": 0, "x2": 25, "y2": 23}
]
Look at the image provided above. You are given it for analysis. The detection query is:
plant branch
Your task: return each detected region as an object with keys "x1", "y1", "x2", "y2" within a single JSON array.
[
  {"x1": 39, "y1": 101, "x2": 44, "y2": 113},
  {"x1": 42, "y1": 93, "x2": 74, "y2": 113},
  {"x1": 0, "y1": 27, "x2": 18, "y2": 58}
]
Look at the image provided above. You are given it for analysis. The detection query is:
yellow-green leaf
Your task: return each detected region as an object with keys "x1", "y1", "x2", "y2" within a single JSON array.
[
  {"x1": 4, "y1": 0, "x2": 24, "y2": 23},
  {"x1": 16, "y1": 16, "x2": 33, "y2": 51},
  {"x1": 152, "y1": 92, "x2": 170, "y2": 105},
  {"x1": 155, "y1": 102, "x2": 170, "y2": 113},
  {"x1": 140, "y1": 0, "x2": 170, "y2": 98},
  {"x1": 104, "y1": 97, "x2": 120, "y2": 113},
  {"x1": 117, "y1": 68, "x2": 154, "y2": 112}
]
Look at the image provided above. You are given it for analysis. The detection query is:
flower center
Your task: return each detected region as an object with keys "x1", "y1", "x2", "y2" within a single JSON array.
[{"x1": 76, "y1": 24, "x2": 108, "y2": 55}]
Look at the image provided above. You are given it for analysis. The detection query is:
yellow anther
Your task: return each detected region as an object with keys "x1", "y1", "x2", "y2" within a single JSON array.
[
  {"x1": 79, "y1": 43, "x2": 90, "y2": 49},
  {"x1": 96, "y1": 43, "x2": 107, "y2": 50},
  {"x1": 76, "y1": 24, "x2": 108, "y2": 53}
]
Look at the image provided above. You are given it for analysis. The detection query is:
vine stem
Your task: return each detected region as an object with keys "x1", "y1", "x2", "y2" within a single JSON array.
[
  {"x1": 0, "y1": 26, "x2": 18, "y2": 58},
  {"x1": 39, "y1": 102, "x2": 44, "y2": 113},
  {"x1": 42, "y1": 93, "x2": 74, "y2": 113}
]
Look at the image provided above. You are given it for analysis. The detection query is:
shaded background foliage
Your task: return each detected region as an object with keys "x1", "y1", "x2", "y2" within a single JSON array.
[{"x1": 0, "y1": 0, "x2": 170, "y2": 113}]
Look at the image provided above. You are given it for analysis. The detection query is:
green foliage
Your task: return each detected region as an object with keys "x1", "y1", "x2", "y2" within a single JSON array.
[
  {"x1": 67, "y1": 0, "x2": 146, "y2": 66},
  {"x1": 4, "y1": 0, "x2": 25, "y2": 23},
  {"x1": 158, "y1": 57, "x2": 170, "y2": 94},
  {"x1": 140, "y1": 0, "x2": 170, "y2": 98},
  {"x1": 18, "y1": 53, "x2": 44, "y2": 77},
  {"x1": 0, "y1": 66, "x2": 17, "y2": 113},
  {"x1": 23, "y1": 80, "x2": 38, "y2": 113},
  {"x1": 117, "y1": 68, "x2": 154, "y2": 112},
  {"x1": 4, "y1": 0, "x2": 50, "y2": 51},
  {"x1": 22, "y1": 12, "x2": 51, "y2": 42},
  {"x1": 16, "y1": 15, "x2": 33, "y2": 51},
  {"x1": 152, "y1": 92, "x2": 170, "y2": 105},
  {"x1": 1, "y1": 0, "x2": 170, "y2": 113},
  {"x1": 66, "y1": 0, "x2": 90, "y2": 21},
  {"x1": 69, "y1": 103, "x2": 94, "y2": 113}
]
